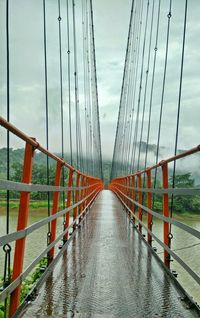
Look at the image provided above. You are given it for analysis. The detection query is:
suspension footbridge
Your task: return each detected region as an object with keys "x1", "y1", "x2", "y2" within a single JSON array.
[{"x1": 0, "y1": 0, "x2": 200, "y2": 317}]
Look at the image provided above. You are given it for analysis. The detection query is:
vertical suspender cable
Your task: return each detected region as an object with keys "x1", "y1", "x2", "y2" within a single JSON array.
[
  {"x1": 86, "y1": 2, "x2": 93, "y2": 175},
  {"x1": 135, "y1": 0, "x2": 150, "y2": 171},
  {"x1": 170, "y1": 0, "x2": 188, "y2": 221},
  {"x1": 130, "y1": 0, "x2": 144, "y2": 171},
  {"x1": 43, "y1": 0, "x2": 51, "y2": 244},
  {"x1": 131, "y1": 0, "x2": 145, "y2": 171},
  {"x1": 82, "y1": 0, "x2": 88, "y2": 173},
  {"x1": 119, "y1": 22, "x2": 133, "y2": 176},
  {"x1": 144, "y1": 0, "x2": 161, "y2": 170},
  {"x1": 58, "y1": 0, "x2": 64, "y2": 160},
  {"x1": 83, "y1": 0, "x2": 94, "y2": 175},
  {"x1": 4, "y1": 0, "x2": 11, "y2": 315},
  {"x1": 173, "y1": 0, "x2": 188, "y2": 167},
  {"x1": 137, "y1": 0, "x2": 154, "y2": 171},
  {"x1": 66, "y1": 0, "x2": 73, "y2": 166},
  {"x1": 110, "y1": 0, "x2": 135, "y2": 180},
  {"x1": 153, "y1": 0, "x2": 172, "y2": 189},
  {"x1": 121, "y1": 16, "x2": 135, "y2": 175},
  {"x1": 72, "y1": 0, "x2": 80, "y2": 170},
  {"x1": 127, "y1": 3, "x2": 142, "y2": 173},
  {"x1": 129, "y1": 0, "x2": 143, "y2": 173},
  {"x1": 88, "y1": 3, "x2": 96, "y2": 176},
  {"x1": 58, "y1": 0, "x2": 65, "y2": 209},
  {"x1": 124, "y1": 7, "x2": 138, "y2": 174},
  {"x1": 89, "y1": 0, "x2": 103, "y2": 179},
  {"x1": 6, "y1": 0, "x2": 10, "y2": 235}
]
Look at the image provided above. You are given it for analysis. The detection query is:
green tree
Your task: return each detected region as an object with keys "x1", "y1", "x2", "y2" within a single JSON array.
[
  {"x1": 11, "y1": 162, "x2": 61, "y2": 200},
  {"x1": 171, "y1": 173, "x2": 194, "y2": 188},
  {"x1": 169, "y1": 173, "x2": 200, "y2": 214}
]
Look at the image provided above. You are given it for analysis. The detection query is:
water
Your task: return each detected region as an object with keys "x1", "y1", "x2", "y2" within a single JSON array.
[
  {"x1": 0, "y1": 208, "x2": 73, "y2": 277},
  {"x1": 0, "y1": 208, "x2": 200, "y2": 306},
  {"x1": 141, "y1": 214, "x2": 200, "y2": 306}
]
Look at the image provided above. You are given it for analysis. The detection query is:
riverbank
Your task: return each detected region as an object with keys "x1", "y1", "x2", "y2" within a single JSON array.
[
  {"x1": 0, "y1": 201, "x2": 74, "y2": 217},
  {"x1": 1, "y1": 206, "x2": 199, "y2": 221}
]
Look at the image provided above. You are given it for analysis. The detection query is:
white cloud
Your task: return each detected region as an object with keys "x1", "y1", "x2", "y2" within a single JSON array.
[{"x1": 0, "y1": 0, "x2": 199, "y2": 168}]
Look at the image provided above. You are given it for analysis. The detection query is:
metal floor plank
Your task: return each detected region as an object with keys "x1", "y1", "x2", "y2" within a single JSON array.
[{"x1": 21, "y1": 190, "x2": 199, "y2": 318}]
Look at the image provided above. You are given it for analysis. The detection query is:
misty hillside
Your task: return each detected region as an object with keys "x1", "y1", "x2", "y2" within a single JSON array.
[{"x1": 0, "y1": 142, "x2": 200, "y2": 186}]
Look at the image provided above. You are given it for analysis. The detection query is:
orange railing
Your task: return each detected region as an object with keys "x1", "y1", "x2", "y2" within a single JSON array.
[
  {"x1": 109, "y1": 145, "x2": 200, "y2": 294},
  {"x1": 0, "y1": 116, "x2": 103, "y2": 317}
]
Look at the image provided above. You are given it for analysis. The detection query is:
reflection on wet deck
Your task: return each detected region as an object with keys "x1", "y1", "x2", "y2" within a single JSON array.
[{"x1": 21, "y1": 190, "x2": 199, "y2": 318}]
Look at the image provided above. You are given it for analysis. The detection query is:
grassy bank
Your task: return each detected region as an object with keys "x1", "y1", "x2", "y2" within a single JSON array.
[
  {"x1": 0, "y1": 258, "x2": 48, "y2": 317},
  {"x1": 0, "y1": 201, "x2": 200, "y2": 220},
  {"x1": 172, "y1": 212, "x2": 200, "y2": 221},
  {"x1": 0, "y1": 200, "x2": 75, "y2": 217},
  {"x1": 0, "y1": 200, "x2": 62, "y2": 209}
]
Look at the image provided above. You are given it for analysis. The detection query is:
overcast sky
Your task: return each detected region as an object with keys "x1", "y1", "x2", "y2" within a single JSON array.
[{"x1": 0, "y1": 0, "x2": 200, "y2": 163}]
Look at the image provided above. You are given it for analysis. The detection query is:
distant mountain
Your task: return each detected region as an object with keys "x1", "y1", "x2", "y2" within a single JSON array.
[{"x1": 0, "y1": 143, "x2": 200, "y2": 185}]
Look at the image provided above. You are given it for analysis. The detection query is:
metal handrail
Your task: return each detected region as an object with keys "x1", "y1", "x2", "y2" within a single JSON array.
[
  {"x1": 0, "y1": 186, "x2": 101, "y2": 247},
  {"x1": 109, "y1": 144, "x2": 200, "y2": 303},
  {"x1": 0, "y1": 189, "x2": 101, "y2": 303},
  {"x1": 0, "y1": 116, "x2": 104, "y2": 317},
  {"x1": 114, "y1": 190, "x2": 200, "y2": 287}
]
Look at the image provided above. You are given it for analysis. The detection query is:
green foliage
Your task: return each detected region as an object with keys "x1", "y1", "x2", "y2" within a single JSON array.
[
  {"x1": 170, "y1": 172, "x2": 194, "y2": 188},
  {"x1": 0, "y1": 304, "x2": 4, "y2": 318},
  {"x1": 169, "y1": 173, "x2": 200, "y2": 213},
  {"x1": 146, "y1": 173, "x2": 200, "y2": 214},
  {"x1": 20, "y1": 257, "x2": 48, "y2": 301},
  {"x1": 102, "y1": 160, "x2": 112, "y2": 187},
  {"x1": 0, "y1": 147, "x2": 72, "y2": 201},
  {"x1": 0, "y1": 258, "x2": 48, "y2": 315},
  {"x1": 153, "y1": 199, "x2": 162, "y2": 211},
  {"x1": 1, "y1": 149, "x2": 200, "y2": 214}
]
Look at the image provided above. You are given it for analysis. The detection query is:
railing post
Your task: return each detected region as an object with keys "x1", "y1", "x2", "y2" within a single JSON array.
[
  {"x1": 83, "y1": 176, "x2": 88, "y2": 216},
  {"x1": 161, "y1": 161, "x2": 170, "y2": 268},
  {"x1": 79, "y1": 175, "x2": 85, "y2": 223},
  {"x1": 120, "y1": 179, "x2": 123, "y2": 201},
  {"x1": 137, "y1": 172, "x2": 142, "y2": 233},
  {"x1": 125, "y1": 178, "x2": 128, "y2": 206},
  {"x1": 48, "y1": 161, "x2": 62, "y2": 262},
  {"x1": 123, "y1": 178, "x2": 126, "y2": 207},
  {"x1": 128, "y1": 176, "x2": 131, "y2": 210},
  {"x1": 73, "y1": 172, "x2": 80, "y2": 230},
  {"x1": 131, "y1": 175, "x2": 135, "y2": 224},
  {"x1": 127, "y1": 177, "x2": 130, "y2": 214},
  {"x1": 87, "y1": 178, "x2": 91, "y2": 202},
  {"x1": 92, "y1": 181, "x2": 96, "y2": 202},
  {"x1": 84, "y1": 177, "x2": 89, "y2": 208},
  {"x1": 64, "y1": 168, "x2": 73, "y2": 242},
  {"x1": 146, "y1": 168, "x2": 152, "y2": 245},
  {"x1": 9, "y1": 141, "x2": 35, "y2": 318}
]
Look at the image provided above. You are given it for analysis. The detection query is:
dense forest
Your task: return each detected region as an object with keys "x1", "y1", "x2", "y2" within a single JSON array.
[{"x1": 0, "y1": 148, "x2": 200, "y2": 214}]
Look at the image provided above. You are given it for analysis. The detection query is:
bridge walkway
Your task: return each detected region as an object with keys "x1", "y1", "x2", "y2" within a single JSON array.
[{"x1": 21, "y1": 190, "x2": 199, "y2": 318}]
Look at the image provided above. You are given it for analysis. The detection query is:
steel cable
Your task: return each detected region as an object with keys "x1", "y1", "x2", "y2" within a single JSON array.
[
  {"x1": 170, "y1": 0, "x2": 188, "y2": 228},
  {"x1": 66, "y1": 0, "x2": 73, "y2": 166},
  {"x1": 111, "y1": 0, "x2": 135, "y2": 179},
  {"x1": 153, "y1": 0, "x2": 172, "y2": 189},
  {"x1": 144, "y1": 0, "x2": 161, "y2": 170},
  {"x1": 3, "y1": 1, "x2": 12, "y2": 316},
  {"x1": 43, "y1": 0, "x2": 51, "y2": 247},
  {"x1": 137, "y1": 0, "x2": 154, "y2": 171}
]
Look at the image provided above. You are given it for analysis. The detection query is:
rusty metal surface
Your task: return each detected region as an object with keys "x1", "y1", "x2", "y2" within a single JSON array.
[{"x1": 21, "y1": 190, "x2": 199, "y2": 318}]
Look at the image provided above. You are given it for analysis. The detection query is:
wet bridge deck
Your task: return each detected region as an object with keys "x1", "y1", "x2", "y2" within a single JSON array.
[{"x1": 21, "y1": 190, "x2": 199, "y2": 318}]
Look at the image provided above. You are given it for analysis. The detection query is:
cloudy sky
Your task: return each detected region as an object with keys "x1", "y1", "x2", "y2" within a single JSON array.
[{"x1": 0, "y1": 0, "x2": 200, "y2": 164}]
